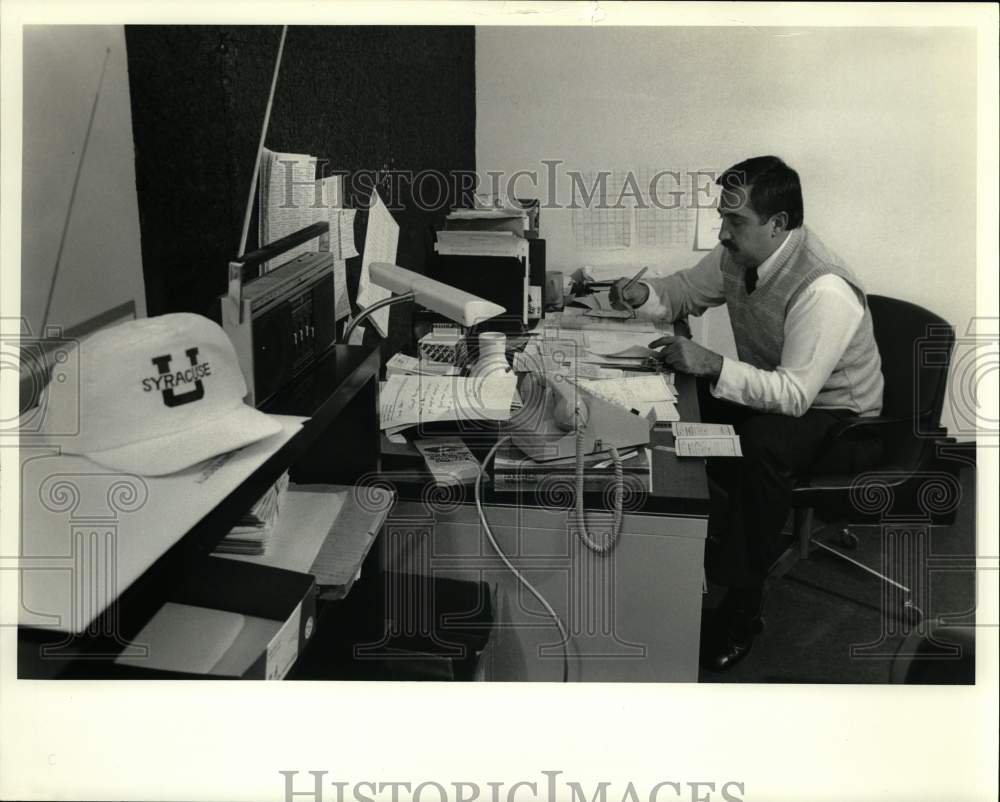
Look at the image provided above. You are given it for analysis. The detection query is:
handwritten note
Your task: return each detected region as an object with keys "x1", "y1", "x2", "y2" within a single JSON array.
[
  {"x1": 379, "y1": 374, "x2": 518, "y2": 429},
  {"x1": 357, "y1": 192, "x2": 397, "y2": 337},
  {"x1": 578, "y1": 374, "x2": 678, "y2": 420}
]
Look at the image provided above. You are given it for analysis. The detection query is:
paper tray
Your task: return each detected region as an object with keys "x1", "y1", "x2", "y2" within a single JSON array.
[
  {"x1": 112, "y1": 557, "x2": 316, "y2": 679},
  {"x1": 218, "y1": 483, "x2": 394, "y2": 601}
]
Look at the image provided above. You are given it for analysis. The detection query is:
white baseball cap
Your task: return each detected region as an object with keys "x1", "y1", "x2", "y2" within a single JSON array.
[{"x1": 40, "y1": 313, "x2": 281, "y2": 476}]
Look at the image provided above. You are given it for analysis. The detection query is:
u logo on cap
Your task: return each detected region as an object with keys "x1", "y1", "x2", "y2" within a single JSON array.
[{"x1": 150, "y1": 348, "x2": 205, "y2": 407}]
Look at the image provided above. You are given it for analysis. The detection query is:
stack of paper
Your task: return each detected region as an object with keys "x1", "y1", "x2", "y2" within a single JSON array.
[
  {"x1": 379, "y1": 373, "x2": 518, "y2": 430},
  {"x1": 436, "y1": 207, "x2": 536, "y2": 322},
  {"x1": 435, "y1": 230, "x2": 528, "y2": 258},
  {"x1": 512, "y1": 340, "x2": 621, "y2": 379},
  {"x1": 113, "y1": 603, "x2": 263, "y2": 676},
  {"x1": 492, "y1": 443, "x2": 651, "y2": 492},
  {"x1": 672, "y1": 422, "x2": 743, "y2": 457},
  {"x1": 445, "y1": 207, "x2": 530, "y2": 233},
  {"x1": 542, "y1": 310, "x2": 673, "y2": 361},
  {"x1": 385, "y1": 353, "x2": 462, "y2": 378},
  {"x1": 258, "y1": 149, "x2": 318, "y2": 272},
  {"x1": 213, "y1": 471, "x2": 290, "y2": 556},
  {"x1": 577, "y1": 374, "x2": 679, "y2": 422}
]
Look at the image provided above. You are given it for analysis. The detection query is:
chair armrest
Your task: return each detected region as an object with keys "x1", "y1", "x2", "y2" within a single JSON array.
[
  {"x1": 826, "y1": 415, "x2": 910, "y2": 441},
  {"x1": 826, "y1": 414, "x2": 948, "y2": 443}
]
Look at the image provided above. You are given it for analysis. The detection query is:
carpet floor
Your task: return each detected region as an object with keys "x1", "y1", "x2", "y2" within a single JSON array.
[{"x1": 699, "y1": 464, "x2": 978, "y2": 684}]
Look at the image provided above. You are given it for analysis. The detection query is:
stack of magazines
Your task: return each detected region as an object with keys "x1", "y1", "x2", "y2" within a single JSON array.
[
  {"x1": 213, "y1": 471, "x2": 290, "y2": 556},
  {"x1": 492, "y1": 444, "x2": 649, "y2": 492}
]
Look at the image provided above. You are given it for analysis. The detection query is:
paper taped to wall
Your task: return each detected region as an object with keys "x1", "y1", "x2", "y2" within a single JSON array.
[{"x1": 357, "y1": 192, "x2": 397, "y2": 337}]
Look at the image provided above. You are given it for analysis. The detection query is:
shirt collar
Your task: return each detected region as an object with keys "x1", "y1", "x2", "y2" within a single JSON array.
[{"x1": 756, "y1": 229, "x2": 795, "y2": 282}]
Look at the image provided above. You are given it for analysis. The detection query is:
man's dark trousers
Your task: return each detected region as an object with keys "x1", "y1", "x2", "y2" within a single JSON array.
[{"x1": 697, "y1": 381, "x2": 882, "y2": 591}]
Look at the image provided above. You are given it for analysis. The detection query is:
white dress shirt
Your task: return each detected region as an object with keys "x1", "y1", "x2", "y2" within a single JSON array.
[{"x1": 637, "y1": 234, "x2": 865, "y2": 417}]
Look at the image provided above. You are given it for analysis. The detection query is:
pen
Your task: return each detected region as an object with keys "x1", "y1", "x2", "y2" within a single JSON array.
[
  {"x1": 592, "y1": 363, "x2": 660, "y2": 372},
  {"x1": 621, "y1": 266, "x2": 648, "y2": 294}
]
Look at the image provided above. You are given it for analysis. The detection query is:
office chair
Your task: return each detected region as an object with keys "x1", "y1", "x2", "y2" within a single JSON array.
[{"x1": 783, "y1": 295, "x2": 957, "y2": 624}]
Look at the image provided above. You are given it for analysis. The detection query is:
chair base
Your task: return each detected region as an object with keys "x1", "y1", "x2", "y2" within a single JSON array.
[{"x1": 767, "y1": 507, "x2": 925, "y2": 626}]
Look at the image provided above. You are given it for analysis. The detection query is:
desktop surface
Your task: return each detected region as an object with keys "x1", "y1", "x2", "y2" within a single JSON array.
[{"x1": 379, "y1": 369, "x2": 710, "y2": 517}]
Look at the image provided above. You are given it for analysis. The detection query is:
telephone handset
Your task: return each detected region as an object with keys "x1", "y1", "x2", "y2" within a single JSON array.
[
  {"x1": 510, "y1": 370, "x2": 653, "y2": 462},
  {"x1": 509, "y1": 367, "x2": 654, "y2": 554}
]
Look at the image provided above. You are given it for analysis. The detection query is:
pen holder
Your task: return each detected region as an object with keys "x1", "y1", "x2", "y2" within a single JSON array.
[
  {"x1": 545, "y1": 271, "x2": 565, "y2": 311},
  {"x1": 468, "y1": 332, "x2": 510, "y2": 379}
]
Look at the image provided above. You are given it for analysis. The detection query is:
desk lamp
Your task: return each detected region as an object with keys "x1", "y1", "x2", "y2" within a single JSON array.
[{"x1": 343, "y1": 263, "x2": 506, "y2": 342}]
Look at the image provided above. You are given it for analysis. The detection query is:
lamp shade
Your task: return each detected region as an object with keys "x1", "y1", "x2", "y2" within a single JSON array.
[{"x1": 370, "y1": 262, "x2": 506, "y2": 327}]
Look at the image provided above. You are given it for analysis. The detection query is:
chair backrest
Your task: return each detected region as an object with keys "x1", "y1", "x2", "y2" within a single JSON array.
[{"x1": 868, "y1": 295, "x2": 954, "y2": 429}]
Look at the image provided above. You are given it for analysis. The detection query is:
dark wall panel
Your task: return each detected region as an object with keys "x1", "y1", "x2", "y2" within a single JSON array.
[{"x1": 124, "y1": 25, "x2": 476, "y2": 357}]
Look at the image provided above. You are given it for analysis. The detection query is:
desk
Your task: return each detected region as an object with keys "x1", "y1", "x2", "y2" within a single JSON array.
[{"x1": 378, "y1": 371, "x2": 710, "y2": 682}]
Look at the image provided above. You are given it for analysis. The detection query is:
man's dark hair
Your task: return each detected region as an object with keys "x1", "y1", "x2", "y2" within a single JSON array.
[{"x1": 717, "y1": 155, "x2": 804, "y2": 229}]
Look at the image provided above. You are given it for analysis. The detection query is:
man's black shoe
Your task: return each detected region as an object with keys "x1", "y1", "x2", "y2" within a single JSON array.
[
  {"x1": 700, "y1": 615, "x2": 764, "y2": 671},
  {"x1": 700, "y1": 589, "x2": 766, "y2": 672}
]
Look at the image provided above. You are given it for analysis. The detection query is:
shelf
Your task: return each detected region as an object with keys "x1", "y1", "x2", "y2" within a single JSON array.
[
  {"x1": 18, "y1": 343, "x2": 382, "y2": 679},
  {"x1": 17, "y1": 415, "x2": 307, "y2": 636},
  {"x1": 217, "y1": 482, "x2": 394, "y2": 601}
]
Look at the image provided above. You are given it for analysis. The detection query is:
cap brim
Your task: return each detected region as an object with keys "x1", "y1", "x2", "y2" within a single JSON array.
[{"x1": 84, "y1": 403, "x2": 284, "y2": 477}]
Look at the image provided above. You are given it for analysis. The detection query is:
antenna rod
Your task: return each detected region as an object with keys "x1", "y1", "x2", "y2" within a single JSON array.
[
  {"x1": 41, "y1": 46, "x2": 111, "y2": 333},
  {"x1": 237, "y1": 25, "x2": 288, "y2": 258}
]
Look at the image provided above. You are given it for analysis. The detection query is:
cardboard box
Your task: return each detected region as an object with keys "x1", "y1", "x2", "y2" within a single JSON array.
[{"x1": 113, "y1": 558, "x2": 316, "y2": 679}]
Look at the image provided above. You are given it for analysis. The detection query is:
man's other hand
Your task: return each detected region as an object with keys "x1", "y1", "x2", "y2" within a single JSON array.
[
  {"x1": 648, "y1": 335, "x2": 723, "y2": 380},
  {"x1": 609, "y1": 278, "x2": 650, "y2": 310}
]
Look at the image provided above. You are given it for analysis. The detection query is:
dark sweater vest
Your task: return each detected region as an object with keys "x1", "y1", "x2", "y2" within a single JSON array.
[{"x1": 721, "y1": 227, "x2": 883, "y2": 415}]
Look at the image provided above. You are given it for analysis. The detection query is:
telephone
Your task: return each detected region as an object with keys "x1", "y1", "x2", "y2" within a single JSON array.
[
  {"x1": 510, "y1": 367, "x2": 653, "y2": 462},
  {"x1": 508, "y1": 362, "x2": 654, "y2": 554}
]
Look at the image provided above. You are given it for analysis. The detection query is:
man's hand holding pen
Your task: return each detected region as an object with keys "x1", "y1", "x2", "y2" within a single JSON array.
[{"x1": 609, "y1": 266, "x2": 650, "y2": 311}]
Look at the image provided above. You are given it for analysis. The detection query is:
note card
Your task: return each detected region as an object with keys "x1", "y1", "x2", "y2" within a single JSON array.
[
  {"x1": 672, "y1": 422, "x2": 742, "y2": 457},
  {"x1": 675, "y1": 437, "x2": 742, "y2": 457}
]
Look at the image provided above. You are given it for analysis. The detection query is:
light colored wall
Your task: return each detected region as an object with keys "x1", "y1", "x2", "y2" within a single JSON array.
[
  {"x1": 476, "y1": 26, "x2": 977, "y2": 435},
  {"x1": 21, "y1": 25, "x2": 146, "y2": 335}
]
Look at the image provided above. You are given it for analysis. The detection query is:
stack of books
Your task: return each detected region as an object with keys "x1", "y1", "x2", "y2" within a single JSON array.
[
  {"x1": 213, "y1": 471, "x2": 290, "y2": 556},
  {"x1": 492, "y1": 444, "x2": 650, "y2": 492}
]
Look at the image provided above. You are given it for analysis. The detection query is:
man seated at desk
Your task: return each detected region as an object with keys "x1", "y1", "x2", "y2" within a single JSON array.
[{"x1": 610, "y1": 155, "x2": 884, "y2": 671}]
